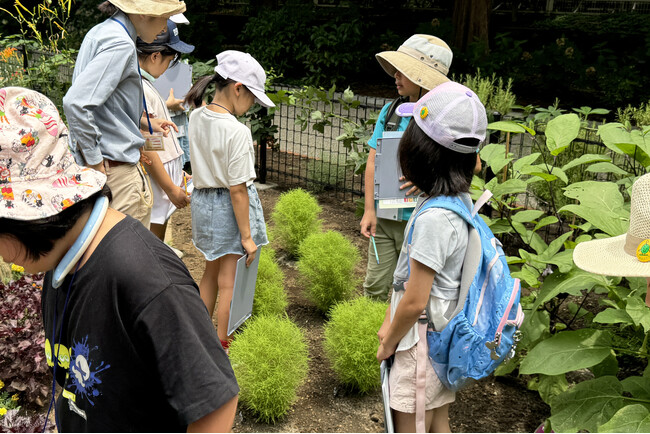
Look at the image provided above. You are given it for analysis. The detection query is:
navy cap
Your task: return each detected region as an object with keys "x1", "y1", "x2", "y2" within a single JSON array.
[{"x1": 147, "y1": 19, "x2": 194, "y2": 54}]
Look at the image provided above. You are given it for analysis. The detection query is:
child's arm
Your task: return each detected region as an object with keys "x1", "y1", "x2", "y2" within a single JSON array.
[
  {"x1": 377, "y1": 306, "x2": 391, "y2": 344},
  {"x1": 377, "y1": 258, "x2": 435, "y2": 360},
  {"x1": 141, "y1": 150, "x2": 189, "y2": 209},
  {"x1": 360, "y1": 148, "x2": 377, "y2": 238},
  {"x1": 186, "y1": 395, "x2": 238, "y2": 433},
  {"x1": 230, "y1": 183, "x2": 257, "y2": 267}
]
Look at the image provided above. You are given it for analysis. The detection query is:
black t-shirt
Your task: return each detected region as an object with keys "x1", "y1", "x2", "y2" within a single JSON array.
[{"x1": 42, "y1": 216, "x2": 238, "y2": 432}]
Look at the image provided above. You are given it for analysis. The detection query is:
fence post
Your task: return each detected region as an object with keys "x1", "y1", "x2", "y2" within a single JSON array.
[{"x1": 258, "y1": 106, "x2": 268, "y2": 184}]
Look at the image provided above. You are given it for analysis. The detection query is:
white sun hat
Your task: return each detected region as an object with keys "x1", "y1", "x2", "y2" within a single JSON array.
[
  {"x1": 573, "y1": 173, "x2": 650, "y2": 277},
  {"x1": 215, "y1": 50, "x2": 275, "y2": 108}
]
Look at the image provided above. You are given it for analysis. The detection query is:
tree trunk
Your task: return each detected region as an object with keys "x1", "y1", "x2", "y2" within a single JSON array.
[{"x1": 452, "y1": 0, "x2": 491, "y2": 53}]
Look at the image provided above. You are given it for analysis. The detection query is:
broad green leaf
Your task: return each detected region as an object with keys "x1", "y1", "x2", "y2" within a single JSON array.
[
  {"x1": 480, "y1": 143, "x2": 514, "y2": 173},
  {"x1": 626, "y1": 296, "x2": 650, "y2": 333},
  {"x1": 545, "y1": 250, "x2": 575, "y2": 273},
  {"x1": 529, "y1": 374, "x2": 569, "y2": 404},
  {"x1": 539, "y1": 231, "x2": 574, "y2": 260},
  {"x1": 621, "y1": 376, "x2": 650, "y2": 401},
  {"x1": 562, "y1": 154, "x2": 611, "y2": 171},
  {"x1": 520, "y1": 329, "x2": 613, "y2": 375},
  {"x1": 533, "y1": 268, "x2": 617, "y2": 311},
  {"x1": 545, "y1": 113, "x2": 581, "y2": 156},
  {"x1": 549, "y1": 376, "x2": 624, "y2": 433},
  {"x1": 560, "y1": 181, "x2": 629, "y2": 236},
  {"x1": 487, "y1": 120, "x2": 526, "y2": 133},
  {"x1": 491, "y1": 179, "x2": 528, "y2": 199},
  {"x1": 512, "y1": 209, "x2": 545, "y2": 223},
  {"x1": 591, "y1": 353, "x2": 619, "y2": 378},
  {"x1": 598, "y1": 404, "x2": 650, "y2": 433},
  {"x1": 506, "y1": 256, "x2": 526, "y2": 264},
  {"x1": 523, "y1": 165, "x2": 569, "y2": 184},
  {"x1": 513, "y1": 152, "x2": 541, "y2": 173},
  {"x1": 513, "y1": 223, "x2": 548, "y2": 255},
  {"x1": 534, "y1": 216, "x2": 559, "y2": 232},
  {"x1": 511, "y1": 264, "x2": 541, "y2": 288},
  {"x1": 627, "y1": 277, "x2": 648, "y2": 294},
  {"x1": 310, "y1": 110, "x2": 323, "y2": 121},
  {"x1": 593, "y1": 308, "x2": 634, "y2": 326},
  {"x1": 587, "y1": 162, "x2": 631, "y2": 176},
  {"x1": 494, "y1": 353, "x2": 520, "y2": 376},
  {"x1": 520, "y1": 309, "x2": 551, "y2": 348},
  {"x1": 598, "y1": 123, "x2": 650, "y2": 167}
]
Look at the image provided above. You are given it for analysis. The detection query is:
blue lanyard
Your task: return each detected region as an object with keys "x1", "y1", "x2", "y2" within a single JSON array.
[{"x1": 110, "y1": 17, "x2": 154, "y2": 135}]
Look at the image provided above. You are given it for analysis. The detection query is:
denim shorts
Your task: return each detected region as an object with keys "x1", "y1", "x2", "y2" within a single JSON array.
[{"x1": 191, "y1": 184, "x2": 268, "y2": 261}]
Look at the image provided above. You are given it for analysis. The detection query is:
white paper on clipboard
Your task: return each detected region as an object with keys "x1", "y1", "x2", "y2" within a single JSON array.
[
  {"x1": 227, "y1": 246, "x2": 262, "y2": 336},
  {"x1": 380, "y1": 357, "x2": 395, "y2": 433},
  {"x1": 153, "y1": 62, "x2": 193, "y2": 101},
  {"x1": 374, "y1": 131, "x2": 416, "y2": 221}
]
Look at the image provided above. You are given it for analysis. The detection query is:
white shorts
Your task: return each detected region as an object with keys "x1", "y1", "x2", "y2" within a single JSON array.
[
  {"x1": 389, "y1": 344, "x2": 455, "y2": 413},
  {"x1": 150, "y1": 156, "x2": 183, "y2": 225}
]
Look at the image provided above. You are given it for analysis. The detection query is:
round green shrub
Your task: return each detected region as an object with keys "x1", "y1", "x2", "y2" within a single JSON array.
[
  {"x1": 229, "y1": 315, "x2": 309, "y2": 424},
  {"x1": 297, "y1": 230, "x2": 361, "y2": 313},
  {"x1": 271, "y1": 188, "x2": 322, "y2": 257},
  {"x1": 324, "y1": 297, "x2": 387, "y2": 394},
  {"x1": 253, "y1": 247, "x2": 288, "y2": 317}
]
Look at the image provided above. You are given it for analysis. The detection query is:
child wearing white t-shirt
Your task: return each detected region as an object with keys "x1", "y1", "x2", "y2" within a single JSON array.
[{"x1": 185, "y1": 50, "x2": 273, "y2": 351}]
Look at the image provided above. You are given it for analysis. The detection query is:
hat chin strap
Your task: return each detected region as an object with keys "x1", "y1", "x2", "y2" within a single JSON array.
[{"x1": 51, "y1": 196, "x2": 109, "y2": 289}]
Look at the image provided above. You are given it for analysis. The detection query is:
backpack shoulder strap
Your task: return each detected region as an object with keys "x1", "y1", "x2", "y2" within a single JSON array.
[{"x1": 384, "y1": 96, "x2": 407, "y2": 132}]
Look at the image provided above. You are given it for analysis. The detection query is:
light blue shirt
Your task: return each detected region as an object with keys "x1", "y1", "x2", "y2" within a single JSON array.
[
  {"x1": 63, "y1": 12, "x2": 144, "y2": 165},
  {"x1": 369, "y1": 101, "x2": 414, "y2": 221}
]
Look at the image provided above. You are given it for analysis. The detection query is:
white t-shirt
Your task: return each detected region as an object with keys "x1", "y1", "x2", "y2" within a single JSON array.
[
  {"x1": 188, "y1": 107, "x2": 256, "y2": 189},
  {"x1": 390, "y1": 193, "x2": 471, "y2": 352},
  {"x1": 142, "y1": 79, "x2": 183, "y2": 164}
]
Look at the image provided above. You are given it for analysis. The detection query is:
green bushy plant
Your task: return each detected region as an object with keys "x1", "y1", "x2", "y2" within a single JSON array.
[
  {"x1": 324, "y1": 297, "x2": 387, "y2": 394},
  {"x1": 270, "y1": 188, "x2": 322, "y2": 257},
  {"x1": 0, "y1": 259, "x2": 10, "y2": 285},
  {"x1": 297, "y1": 230, "x2": 360, "y2": 314},
  {"x1": 253, "y1": 248, "x2": 287, "y2": 317},
  {"x1": 229, "y1": 315, "x2": 308, "y2": 423}
]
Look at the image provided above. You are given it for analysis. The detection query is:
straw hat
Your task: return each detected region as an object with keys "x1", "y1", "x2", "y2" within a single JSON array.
[
  {"x1": 573, "y1": 173, "x2": 650, "y2": 277},
  {"x1": 0, "y1": 87, "x2": 106, "y2": 221},
  {"x1": 375, "y1": 34, "x2": 452, "y2": 91},
  {"x1": 109, "y1": 0, "x2": 186, "y2": 17}
]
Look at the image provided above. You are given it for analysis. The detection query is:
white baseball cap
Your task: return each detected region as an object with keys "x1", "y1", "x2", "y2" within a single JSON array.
[
  {"x1": 170, "y1": 13, "x2": 189, "y2": 24},
  {"x1": 215, "y1": 50, "x2": 275, "y2": 108}
]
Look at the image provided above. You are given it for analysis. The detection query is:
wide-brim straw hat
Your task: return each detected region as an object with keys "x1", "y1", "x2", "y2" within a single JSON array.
[
  {"x1": 573, "y1": 173, "x2": 650, "y2": 277},
  {"x1": 0, "y1": 87, "x2": 106, "y2": 221},
  {"x1": 376, "y1": 34, "x2": 452, "y2": 91},
  {"x1": 109, "y1": 0, "x2": 186, "y2": 17}
]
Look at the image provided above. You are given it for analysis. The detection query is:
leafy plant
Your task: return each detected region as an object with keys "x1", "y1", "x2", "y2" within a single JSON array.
[
  {"x1": 0, "y1": 260, "x2": 11, "y2": 285},
  {"x1": 324, "y1": 297, "x2": 386, "y2": 393},
  {"x1": 297, "y1": 230, "x2": 360, "y2": 314},
  {"x1": 454, "y1": 69, "x2": 517, "y2": 117},
  {"x1": 229, "y1": 315, "x2": 308, "y2": 423},
  {"x1": 270, "y1": 188, "x2": 322, "y2": 257},
  {"x1": 0, "y1": 274, "x2": 49, "y2": 406},
  {"x1": 253, "y1": 248, "x2": 287, "y2": 317},
  {"x1": 1, "y1": 408, "x2": 51, "y2": 433},
  {"x1": 617, "y1": 100, "x2": 650, "y2": 127},
  {"x1": 305, "y1": 154, "x2": 347, "y2": 193}
]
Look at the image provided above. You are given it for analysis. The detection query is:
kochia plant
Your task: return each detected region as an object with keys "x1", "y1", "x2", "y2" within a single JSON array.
[
  {"x1": 271, "y1": 188, "x2": 322, "y2": 257},
  {"x1": 229, "y1": 315, "x2": 308, "y2": 424},
  {"x1": 324, "y1": 297, "x2": 387, "y2": 393},
  {"x1": 297, "y1": 230, "x2": 361, "y2": 314},
  {"x1": 253, "y1": 247, "x2": 288, "y2": 317}
]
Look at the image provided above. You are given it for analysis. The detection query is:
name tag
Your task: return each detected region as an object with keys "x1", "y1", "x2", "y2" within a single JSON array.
[{"x1": 143, "y1": 132, "x2": 164, "y2": 151}]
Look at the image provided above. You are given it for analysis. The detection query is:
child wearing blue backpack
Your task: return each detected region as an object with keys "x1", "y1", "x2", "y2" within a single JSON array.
[{"x1": 377, "y1": 81, "x2": 494, "y2": 432}]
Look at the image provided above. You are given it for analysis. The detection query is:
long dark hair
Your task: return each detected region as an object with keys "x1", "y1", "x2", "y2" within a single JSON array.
[
  {"x1": 398, "y1": 121, "x2": 478, "y2": 197},
  {"x1": 184, "y1": 73, "x2": 234, "y2": 108},
  {"x1": 0, "y1": 185, "x2": 112, "y2": 261}
]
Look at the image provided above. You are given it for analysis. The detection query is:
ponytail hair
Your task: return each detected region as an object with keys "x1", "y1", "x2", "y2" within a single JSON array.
[{"x1": 184, "y1": 73, "x2": 235, "y2": 108}]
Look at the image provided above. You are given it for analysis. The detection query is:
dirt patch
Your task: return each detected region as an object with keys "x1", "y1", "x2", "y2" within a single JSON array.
[{"x1": 171, "y1": 184, "x2": 550, "y2": 432}]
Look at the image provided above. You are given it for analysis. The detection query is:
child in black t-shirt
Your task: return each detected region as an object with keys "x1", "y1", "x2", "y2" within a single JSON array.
[{"x1": 0, "y1": 86, "x2": 239, "y2": 432}]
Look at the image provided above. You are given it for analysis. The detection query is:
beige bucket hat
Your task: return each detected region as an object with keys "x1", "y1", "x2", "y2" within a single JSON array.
[
  {"x1": 573, "y1": 173, "x2": 650, "y2": 277},
  {"x1": 376, "y1": 34, "x2": 452, "y2": 91},
  {"x1": 0, "y1": 87, "x2": 106, "y2": 221},
  {"x1": 109, "y1": 0, "x2": 186, "y2": 17}
]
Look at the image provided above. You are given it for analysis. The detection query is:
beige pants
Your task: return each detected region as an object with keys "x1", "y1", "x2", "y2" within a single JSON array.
[{"x1": 105, "y1": 162, "x2": 153, "y2": 229}]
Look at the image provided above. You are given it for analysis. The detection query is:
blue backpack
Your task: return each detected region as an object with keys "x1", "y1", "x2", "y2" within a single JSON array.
[{"x1": 407, "y1": 192, "x2": 524, "y2": 392}]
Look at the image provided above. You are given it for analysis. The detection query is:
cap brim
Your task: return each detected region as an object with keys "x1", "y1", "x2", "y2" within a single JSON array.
[
  {"x1": 168, "y1": 40, "x2": 194, "y2": 54},
  {"x1": 250, "y1": 88, "x2": 275, "y2": 108},
  {"x1": 573, "y1": 235, "x2": 650, "y2": 277},
  {"x1": 170, "y1": 13, "x2": 189, "y2": 24},
  {"x1": 375, "y1": 51, "x2": 449, "y2": 91},
  {"x1": 396, "y1": 102, "x2": 415, "y2": 117}
]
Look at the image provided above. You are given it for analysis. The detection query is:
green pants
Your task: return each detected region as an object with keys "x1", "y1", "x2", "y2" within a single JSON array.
[{"x1": 363, "y1": 217, "x2": 407, "y2": 302}]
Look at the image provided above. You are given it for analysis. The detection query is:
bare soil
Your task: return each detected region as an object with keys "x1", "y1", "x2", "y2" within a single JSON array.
[{"x1": 171, "y1": 185, "x2": 550, "y2": 433}]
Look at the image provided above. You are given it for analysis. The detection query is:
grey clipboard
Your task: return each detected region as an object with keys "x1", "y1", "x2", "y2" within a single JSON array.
[
  {"x1": 374, "y1": 131, "x2": 406, "y2": 201},
  {"x1": 380, "y1": 357, "x2": 395, "y2": 433},
  {"x1": 227, "y1": 246, "x2": 262, "y2": 336},
  {"x1": 153, "y1": 62, "x2": 193, "y2": 100}
]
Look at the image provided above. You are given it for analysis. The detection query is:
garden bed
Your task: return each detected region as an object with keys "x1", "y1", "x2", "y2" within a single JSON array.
[{"x1": 171, "y1": 185, "x2": 550, "y2": 432}]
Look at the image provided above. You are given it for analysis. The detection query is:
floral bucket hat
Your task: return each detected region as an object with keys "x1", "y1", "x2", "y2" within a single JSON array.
[{"x1": 0, "y1": 87, "x2": 106, "y2": 221}]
